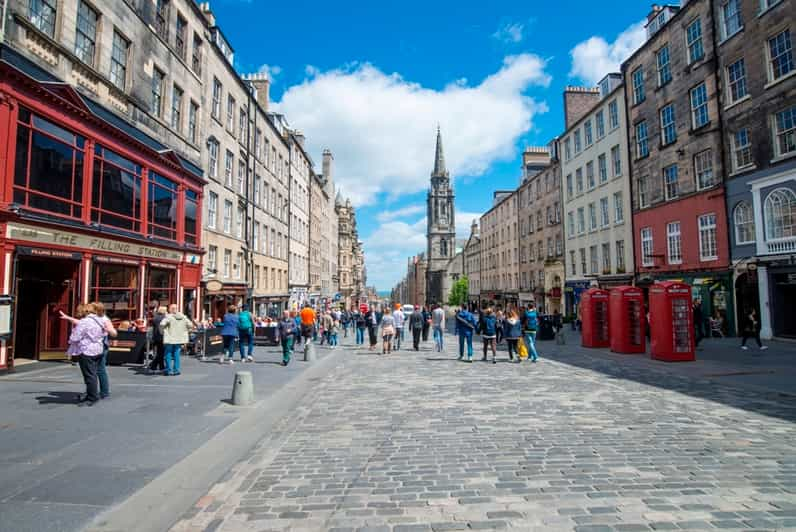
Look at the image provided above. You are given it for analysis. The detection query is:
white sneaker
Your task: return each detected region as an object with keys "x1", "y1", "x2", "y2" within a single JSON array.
[
  {"x1": 741, "y1": 346, "x2": 748, "y2": 350},
  {"x1": 760, "y1": 346, "x2": 768, "y2": 350},
  {"x1": 229, "y1": 359, "x2": 235, "y2": 364},
  {"x1": 246, "y1": 355, "x2": 254, "y2": 362},
  {"x1": 218, "y1": 356, "x2": 225, "y2": 364}
]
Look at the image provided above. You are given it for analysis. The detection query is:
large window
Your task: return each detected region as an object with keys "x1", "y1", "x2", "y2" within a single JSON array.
[
  {"x1": 767, "y1": 30, "x2": 793, "y2": 82},
  {"x1": 224, "y1": 150, "x2": 234, "y2": 187},
  {"x1": 664, "y1": 164, "x2": 679, "y2": 200},
  {"x1": 598, "y1": 153, "x2": 607, "y2": 183},
  {"x1": 223, "y1": 200, "x2": 232, "y2": 233},
  {"x1": 690, "y1": 83, "x2": 709, "y2": 129},
  {"x1": 632, "y1": 68, "x2": 645, "y2": 104},
  {"x1": 92, "y1": 263, "x2": 139, "y2": 323},
  {"x1": 586, "y1": 161, "x2": 595, "y2": 189},
  {"x1": 638, "y1": 176, "x2": 649, "y2": 208},
  {"x1": 614, "y1": 192, "x2": 624, "y2": 223},
  {"x1": 577, "y1": 207, "x2": 585, "y2": 234},
  {"x1": 576, "y1": 168, "x2": 583, "y2": 194},
  {"x1": 616, "y1": 240, "x2": 625, "y2": 271},
  {"x1": 29, "y1": 0, "x2": 56, "y2": 37},
  {"x1": 720, "y1": 0, "x2": 742, "y2": 40},
  {"x1": 171, "y1": 85, "x2": 183, "y2": 131},
  {"x1": 564, "y1": 138, "x2": 571, "y2": 161},
  {"x1": 574, "y1": 129, "x2": 582, "y2": 153},
  {"x1": 185, "y1": 189, "x2": 199, "y2": 245},
  {"x1": 595, "y1": 110, "x2": 605, "y2": 138},
  {"x1": 155, "y1": 0, "x2": 170, "y2": 41},
  {"x1": 567, "y1": 212, "x2": 575, "y2": 237},
  {"x1": 110, "y1": 30, "x2": 129, "y2": 90},
  {"x1": 602, "y1": 243, "x2": 611, "y2": 273},
  {"x1": 667, "y1": 221, "x2": 682, "y2": 264},
  {"x1": 727, "y1": 59, "x2": 747, "y2": 103},
  {"x1": 774, "y1": 106, "x2": 796, "y2": 157},
  {"x1": 207, "y1": 191, "x2": 218, "y2": 229},
  {"x1": 660, "y1": 104, "x2": 677, "y2": 145},
  {"x1": 175, "y1": 15, "x2": 187, "y2": 61},
  {"x1": 566, "y1": 174, "x2": 573, "y2": 199},
  {"x1": 75, "y1": 0, "x2": 98, "y2": 66},
  {"x1": 687, "y1": 19, "x2": 704, "y2": 64},
  {"x1": 14, "y1": 108, "x2": 85, "y2": 219},
  {"x1": 589, "y1": 245, "x2": 598, "y2": 274},
  {"x1": 764, "y1": 188, "x2": 796, "y2": 239},
  {"x1": 608, "y1": 99, "x2": 619, "y2": 129},
  {"x1": 611, "y1": 145, "x2": 622, "y2": 176},
  {"x1": 192, "y1": 34, "x2": 203, "y2": 75},
  {"x1": 657, "y1": 45, "x2": 671, "y2": 86},
  {"x1": 188, "y1": 101, "x2": 198, "y2": 144},
  {"x1": 151, "y1": 68, "x2": 164, "y2": 117},
  {"x1": 208, "y1": 139, "x2": 219, "y2": 178},
  {"x1": 732, "y1": 128, "x2": 753, "y2": 170},
  {"x1": 91, "y1": 145, "x2": 142, "y2": 232},
  {"x1": 580, "y1": 248, "x2": 586, "y2": 275},
  {"x1": 226, "y1": 95, "x2": 235, "y2": 132},
  {"x1": 699, "y1": 213, "x2": 718, "y2": 260},
  {"x1": 212, "y1": 78, "x2": 222, "y2": 119},
  {"x1": 600, "y1": 197, "x2": 609, "y2": 227},
  {"x1": 635, "y1": 121, "x2": 649, "y2": 158},
  {"x1": 734, "y1": 201, "x2": 755, "y2": 244},
  {"x1": 145, "y1": 267, "x2": 176, "y2": 309},
  {"x1": 147, "y1": 172, "x2": 178, "y2": 241},
  {"x1": 695, "y1": 149, "x2": 715, "y2": 190},
  {"x1": 641, "y1": 228, "x2": 654, "y2": 267},
  {"x1": 584, "y1": 120, "x2": 593, "y2": 146},
  {"x1": 588, "y1": 203, "x2": 597, "y2": 231}
]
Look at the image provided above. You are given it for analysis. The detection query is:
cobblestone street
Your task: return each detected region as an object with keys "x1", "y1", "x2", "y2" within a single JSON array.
[{"x1": 171, "y1": 337, "x2": 796, "y2": 532}]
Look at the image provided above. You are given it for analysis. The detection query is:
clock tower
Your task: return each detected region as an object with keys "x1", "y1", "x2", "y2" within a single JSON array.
[{"x1": 426, "y1": 127, "x2": 456, "y2": 305}]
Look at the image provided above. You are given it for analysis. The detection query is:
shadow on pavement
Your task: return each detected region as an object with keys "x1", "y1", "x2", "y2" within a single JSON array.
[{"x1": 32, "y1": 391, "x2": 80, "y2": 405}]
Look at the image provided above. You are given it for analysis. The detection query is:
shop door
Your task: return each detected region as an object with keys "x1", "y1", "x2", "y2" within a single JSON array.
[
  {"x1": 13, "y1": 258, "x2": 80, "y2": 361},
  {"x1": 773, "y1": 273, "x2": 796, "y2": 338}
]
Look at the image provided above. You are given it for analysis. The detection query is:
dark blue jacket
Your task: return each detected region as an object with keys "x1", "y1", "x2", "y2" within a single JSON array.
[
  {"x1": 455, "y1": 310, "x2": 477, "y2": 335},
  {"x1": 503, "y1": 318, "x2": 522, "y2": 339},
  {"x1": 478, "y1": 314, "x2": 497, "y2": 336},
  {"x1": 221, "y1": 313, "x2": 239, "y2": 337}
]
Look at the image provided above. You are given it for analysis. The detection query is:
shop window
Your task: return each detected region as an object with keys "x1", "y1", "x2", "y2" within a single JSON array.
[
  {"x1": 92, "y1": 262, "x2": 139, "y2": 322},
  {"x1": 147, "y1": 172, "x2": 178, "y2": 241},
  {"x1": 145, "y1": 267, "x2": 176, "y2": 309},
  {"x1": 91, "y1": 144, "x2": 142, "y2": 232},
  {"x1": 14, "y1": 108, "x2": 85, "y2": 220},
  {"x1": 184, "y1": 189, "x2": 199, "y2": 245}
]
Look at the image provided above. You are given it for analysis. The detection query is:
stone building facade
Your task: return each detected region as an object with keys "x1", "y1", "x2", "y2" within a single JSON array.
[
  {"x1": 309, "y1": 149, "x2": 338, "y2": 307},
  {"x1": 463, "y1": 219, "x2": 481, "y2": 310},
  {"x1": 623, "y1": 1, "x2": 734, "y2": 333},
  {"x1": 518, "y1": 146, "x2": 565, "y2": 314},
  {"x1": 718, "y1": 0, "x2": 796, "y2": 338},
  {"x1": 337, "y1": 195, "x2": 361, "y2": 309},
  {"x1": 561, "y1": 77, "x2": 634, "y2": 315},
  {"x1": 480, "y1": 190, "x2": 519, "y2": 308}
]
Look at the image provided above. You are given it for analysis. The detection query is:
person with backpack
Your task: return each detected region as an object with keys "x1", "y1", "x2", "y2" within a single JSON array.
[
  {"x1": 238, "y1": 304, "x2": 255, "y2": 362},
  {"x1": 354, "y1": 310, "x2": 366, "y2": 345},
  {"x1": 478, "y1": 307, "x2": 498, "y2": 364},
  {"x1": 431, "y1": 303, "x2": 446, "y2": 352},
  {"x1": 455, "y1": 304, "x2": 477, "y2": 362},
  {"x1": 277, "y1": 310, "x2": 297, "y2": 366},
  {"x1": 408, "y1": 305, "x2": 424, "y2": 351},
  {"x1": 341, "y1": 310, "x2": 351, "y2": 338},
  {"x1": 421, "y1": 306, "x2": 431, "y2": 342},
  {"x1": 220, "y1": 305, "x2": 239, "y2": 364},
  {"x1": 523, "y1": 303, "x2": 540, "y2": 362}
]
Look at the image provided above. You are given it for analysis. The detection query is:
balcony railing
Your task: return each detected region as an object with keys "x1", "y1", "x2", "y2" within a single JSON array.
[{"x1": 765, "y1": 238, "x2": 796, "y2": 254}]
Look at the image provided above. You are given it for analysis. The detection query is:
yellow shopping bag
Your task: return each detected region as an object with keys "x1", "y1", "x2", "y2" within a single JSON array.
[{"x1": 518, "y1": 340, "x2": 528, "y2": 360}]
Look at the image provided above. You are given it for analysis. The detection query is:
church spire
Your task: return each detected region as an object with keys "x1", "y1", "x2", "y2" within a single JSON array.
[{"x1": 432, "y1": 126, "x2": 449, "y2": 178}]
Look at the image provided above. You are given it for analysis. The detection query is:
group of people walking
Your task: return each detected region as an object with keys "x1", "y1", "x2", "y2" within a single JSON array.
[
  {"x1": 375, "y1": 304, "x2": 444, "y2": 354},
  {"x1": 453, "y1": 303, "x2": 541, "y2": 364}
]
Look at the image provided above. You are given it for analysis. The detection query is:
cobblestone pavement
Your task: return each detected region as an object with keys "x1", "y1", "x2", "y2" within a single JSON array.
[{"x1": 171, "y1": 337, "x2": 796, "y2": 532}]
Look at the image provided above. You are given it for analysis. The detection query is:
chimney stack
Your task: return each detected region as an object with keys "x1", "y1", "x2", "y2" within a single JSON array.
[
  {"x1": 563, "y1": 86, "x2": 601, "y2": 129},
  {"x1": 322, "y1": 149, "x2": 334, "y2": 182},
  {"x1": 243, "y1": 73, "x2": 270, "y2": 111},
  {"x1": 199, "y1": 2, "x2": 215, "y2": 26}
]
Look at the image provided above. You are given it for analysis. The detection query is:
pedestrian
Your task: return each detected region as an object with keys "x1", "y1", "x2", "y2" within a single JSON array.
[
  {"x1": 409, "y1": 305, "x2": 424, "y2": 351},
  {"x1": 277, "y1": 310, "x2": 297, "y2": 366},
  {"x1": 421, "y1": 306, "x2": 431, "y2": 342},
  {"x1": 220, "y1": 305, "x2": 239, "y2": 364},
  {"x1": 149, "y1": 306, "x2": 167, "y2": 371},
  {"x1": 365, "y1": 306, "x2": 378, "y2": 350},
  {"x1": 495, "y1": 308, "x2": 505, "y2": 345},
  {"x1": 741, "y1": 308, "x2": 767, "y2": 351},
  {"x1": 392, "y1": 304, "x2": 405, "y2": 351},
  {"x1": 299, "y1": 304, "x2": 316, "y2": 348},
  {"x1": 341, "y1": 309, "x2": 351, "y2": 338},
  {"x1": 65, "y1": 303, "x2": 106, "y2": 406},
  {"x1": 160, "y1": 303, "x2": 193, "y2": 376},
  {"x1": 504, "y1": 309, "x2": 522, "y2": 362},
  {"x1": 455, "y1": 304, "x2": 477, "y2": 362},
  {"x1": 91, "y1": 302, "x2": 117, "y2": 398},
  {"x1": 380, "y1": 308, "x2": 395, "y2": 355},
  {"x1": 479, "y1": 307, "x2": 498, "y2": 364},
  {"x1": 431, "y1": 303, "x2": 445, "y2": 352},
  {"x1": 523, "y1": 303, "x2": 540, "y2": 362},
  {"x1": 330, "y1": 315, "x2": 339, "y2": 347},
  {"x1": 237, "y1": 304, "x2": 255, "y2": 362},
  {"x1": 693, "y1": 299, "x2": 704, "y2": 351},
  {"x1": 354, "y1": 310, "x2": 366, "y2": 345}
]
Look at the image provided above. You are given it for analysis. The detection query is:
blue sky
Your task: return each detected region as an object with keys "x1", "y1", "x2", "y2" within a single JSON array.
[{"x1": 214, "y1": 0, "x2": 649, "y2": 290}]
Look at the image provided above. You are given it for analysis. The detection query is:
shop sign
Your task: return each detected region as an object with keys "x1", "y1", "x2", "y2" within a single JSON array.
[
  {"x1": 7, "y1": 223, "x2": 183, "y2": 262},
  {"x1": 94, "y1": 255, "x2": 139, "y2": 266},
  {"x1": 205, "y1": 280, "x2": 223, "y2": 292},
  {"x1": 150, "y1": 262, "x2": 177, "y2": 270},
  {"x1": 16, "y1": 246, "x2": 82, "y2": 261}
]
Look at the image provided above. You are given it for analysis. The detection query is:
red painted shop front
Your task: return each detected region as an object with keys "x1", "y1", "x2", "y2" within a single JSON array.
[{"x1": 0, "y1": 59, "x2": 204, "y2": 371}]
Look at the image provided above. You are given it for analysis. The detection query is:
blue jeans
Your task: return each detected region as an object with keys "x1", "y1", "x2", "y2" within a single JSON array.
[
  {"x1": 330, "y1": 333, "x2": 338, "y2": 346},
  {"x1": 164, "y1": 344, "x2": 182, "y2": 374},
  {"x1": 97, "y1": 347, "x2": 110, "y2": 397},
  {"x1": 524, "y1": 331, "x2": 538, "y2": 361},
  {"x1": 239, "y1": 330, "x2": 254, "y2": 358},
  {"x1": 222, "y1": 335, "x2": 237, "y2": 360},
  {"x1": 433, "y1": 326, "x2": 444, "y2": 351},
  {"x1": 356, "y1": 327, "x2": 365, "y2": 345},
  {"x1": 458, "y1": 332, "x2": 473, "y2": 359}
]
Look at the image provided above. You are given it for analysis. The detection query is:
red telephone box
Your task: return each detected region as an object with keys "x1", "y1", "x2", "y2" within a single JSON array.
[
  {"x1": 649, "y1": 281, "x2": 695, "y2": 362},
  {"x1": 581, "y1": 288, "x2": 609, "y2": 347},
  {"x1": 609, "y1": 286, "x2": 646, "y2": 354}
]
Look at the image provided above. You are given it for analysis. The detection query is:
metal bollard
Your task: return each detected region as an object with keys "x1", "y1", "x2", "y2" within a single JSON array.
[
  {"x1": 304, "y1": 340, "x2": 316, "y2": 362},
  {"x1": 231, "y1": 371, "x2": 254, "y2": 406}
]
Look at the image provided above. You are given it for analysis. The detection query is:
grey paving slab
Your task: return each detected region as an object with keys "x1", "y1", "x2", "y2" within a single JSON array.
[{"x1": 168, "y1": 332, "x2": 796, "y2": 532}]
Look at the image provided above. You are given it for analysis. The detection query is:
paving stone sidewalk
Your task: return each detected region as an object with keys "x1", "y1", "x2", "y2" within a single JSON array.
[{"x1": 170, "y1": 335, "x2": 796, "y2": 532}]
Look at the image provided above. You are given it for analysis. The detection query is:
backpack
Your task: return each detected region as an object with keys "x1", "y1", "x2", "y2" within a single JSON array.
[
  {"x1": 525, "y1": 310, "x2": 538, "y2": 331},
  {"x1": 238, "y1": 311, "x2": 253, "y2": 331}
]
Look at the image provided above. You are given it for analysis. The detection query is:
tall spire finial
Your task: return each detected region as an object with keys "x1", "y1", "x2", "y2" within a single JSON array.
[{"x1": 432, "y1": 126, "x2": 448, "y2": 178}]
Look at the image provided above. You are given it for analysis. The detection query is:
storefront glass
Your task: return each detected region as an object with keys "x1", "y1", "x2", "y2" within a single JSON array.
[
  {"x1": 92, "y1": 263, "x2": 139, "y2": 322},
  {"x1": 147, "y1": 172, "x2": 178, "y2": 241},
  {"x1": 91, "y1": 144, "x2": 142, "y2": 232},
  {"x1": 145, "y1": 267, "x2": 176, "y2": 310}
]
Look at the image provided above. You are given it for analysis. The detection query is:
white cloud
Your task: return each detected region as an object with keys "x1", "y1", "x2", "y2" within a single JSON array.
[
  {"x1": 376, "y1": 204, "x2": 425, "y2": 223},
  {"x1": 569, "y1": 21, "x2": 646, "y2": 85},
  {"x1": 493, "y1": 22, "x2": 525, "y2": 44},
  {"x1": 363, "y1": 209, "x2": 482, "y2": 289},
  {"x1": 273, "y1": 54, "x2": 550, "y2": 206},
  {"x1": 256, "y1": 63, "x2": 282, "y2": 79}
]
